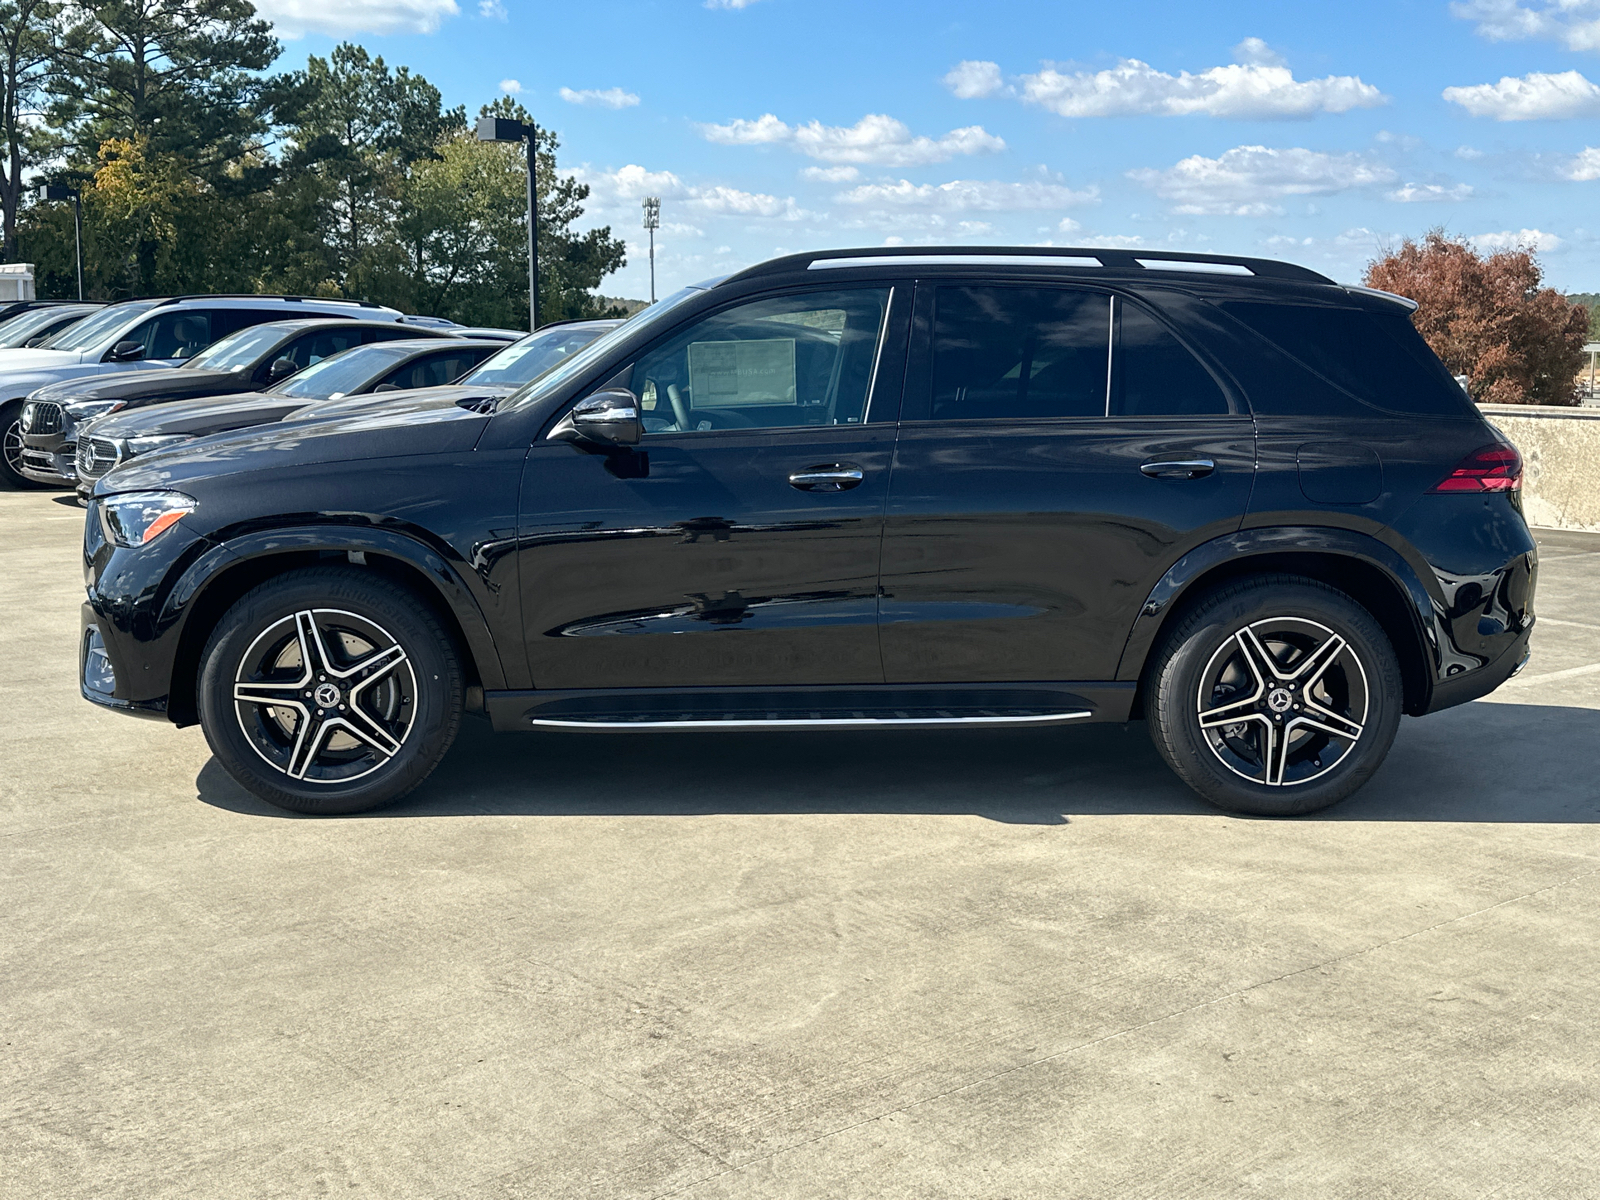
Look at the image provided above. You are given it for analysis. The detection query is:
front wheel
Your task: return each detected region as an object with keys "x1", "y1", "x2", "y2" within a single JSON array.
[
  {"x1": 1146, "y1": 575, "x2": 1402, "y2": 816},
  {"x1": 1, "y1": 401, "x2": 50, "y2": 490},
  {"x1": 198, "y1": 568, "x2": 463, "y2": 814}
]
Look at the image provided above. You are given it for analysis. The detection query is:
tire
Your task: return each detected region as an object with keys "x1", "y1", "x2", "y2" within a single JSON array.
[
  {"x1": 197, "y1": 567, "x2": 463, "y2": 814},
  {"x1": 1145, "y1": 574, "x2": 1402, "y2": 817},
  {"x1": 1, "y1": 401, "x2": 51, "y2": 490}
]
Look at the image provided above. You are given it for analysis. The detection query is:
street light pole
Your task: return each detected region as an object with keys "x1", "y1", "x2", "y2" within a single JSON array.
[
  {"x1": 642, "y1": 196, "x2": 660, "y2": 304},
  {"x1": 476, "y1": 115, "x2": 540, "y2": 330},
  {"x1": 40, "y1": 184, "x2": 83, "y2": 300}
]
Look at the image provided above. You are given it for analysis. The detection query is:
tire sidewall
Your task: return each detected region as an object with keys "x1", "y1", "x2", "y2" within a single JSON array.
[
  {"x1": 1151, "y1": 580, "x2": 1402, "y2": 816},
  {"x1": 198, "y1": 569, "x2": 461, "y2": 814}
]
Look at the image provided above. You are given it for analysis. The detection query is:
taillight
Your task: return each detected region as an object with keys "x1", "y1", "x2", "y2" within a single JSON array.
[{"x1": 1430, "y1": 444, "x2": 1522, "y2": 493}]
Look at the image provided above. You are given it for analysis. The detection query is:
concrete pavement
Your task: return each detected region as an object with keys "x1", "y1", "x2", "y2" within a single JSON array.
[{"x1": 3, "y1": 491, "x2": 1598, "y2": 1198}]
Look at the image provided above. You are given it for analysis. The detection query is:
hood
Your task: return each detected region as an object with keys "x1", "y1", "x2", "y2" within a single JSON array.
[
  {"x1": 95, "y1": 387, "x2": 495, "y2": 496},
  {"x1": 86, "y1": 391, "x2": 305, "y2": 440},
  {"x1": 30, "y1": 365, "x2": 241, "y2": 406},
  {"x1": 290, "y1": 382, "x2": 515, "y2": 422},
  {"x1": 0, "y1": 348, "x2": 86, "y2": 375}
]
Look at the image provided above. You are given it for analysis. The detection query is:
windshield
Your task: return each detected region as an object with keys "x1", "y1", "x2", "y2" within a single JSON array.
[
  {"x1": 48, "y1": 300, "x2": 159, "y2": 351},
  {"x1": 185, "y1": 323, "x2": 291, "y2": 372},
  {"x1": 0, "y1": 307, "x2": 90, "y2": 348},
  {"x1": 506, "y1": 288, "x2": 706, "y2": 409},
  {"x1": 463, "y1": 324, "x2": 614, "y2": 386},
  {"x1": 276, "y1": 344, "x2": 411, "y2": 399}
]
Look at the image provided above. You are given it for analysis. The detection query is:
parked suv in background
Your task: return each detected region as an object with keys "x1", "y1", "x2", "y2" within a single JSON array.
[
  {"x1": 72, "y1": 338, "x2": 506, "y2": 495},
  {"x1": 80, "y1": 248, "x2": 1536, "y2": 818},
  {"x1": 0, "y1": 295, "x2": 401, "y2": 488}
]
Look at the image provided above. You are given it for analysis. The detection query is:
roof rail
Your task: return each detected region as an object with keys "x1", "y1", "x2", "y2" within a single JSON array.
[
  {"x1": 726, "y1": 246, "x2": 1334, "y2": 285},
  {"x1": 150, "y1": 294, "x2": 390, "y2": 309}
]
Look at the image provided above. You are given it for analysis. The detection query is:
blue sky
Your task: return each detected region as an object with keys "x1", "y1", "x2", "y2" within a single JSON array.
[{"x1": 262, "y1": 0, "x2": 1600, "y2": 299}]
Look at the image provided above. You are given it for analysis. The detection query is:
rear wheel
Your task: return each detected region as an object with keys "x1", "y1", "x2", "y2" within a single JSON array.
[
  {"x1": 198, "y1": 568, "x2": 462, "y2": 814},
  {"x1": 1146, "y1": 575, "x2": 1402, "y2": 816}
]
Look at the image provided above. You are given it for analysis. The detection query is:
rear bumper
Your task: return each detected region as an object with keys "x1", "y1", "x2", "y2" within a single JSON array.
[{"x1": 1421, "y1": 620, "x2": 1534, "y2": 715}]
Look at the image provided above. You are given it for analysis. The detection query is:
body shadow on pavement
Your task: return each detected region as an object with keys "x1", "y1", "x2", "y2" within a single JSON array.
[{"x1": 196, "y1": 700, "x2": 1600, "y2": 825}]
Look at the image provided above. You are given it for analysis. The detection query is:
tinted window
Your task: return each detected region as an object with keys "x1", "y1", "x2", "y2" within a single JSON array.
[
  {"x1": 930, "y1": 286, "x2": 1109, "y2": 420},
  {"x1": 1221, "y1": 302, "x2": 1470, "y2": 417},
  {"x1": 273, "y1": 327, "x2": 371, "y2": 374},
  {"x1": 380, "y1": 349, "x2": 492, "y2": 391},
  {"x1": 1114, "y1": 299, "x2": 1229, "y2": 416},
  {"x1": 634, "y1": 288, "x2": 890, "y2": 434},
  {"x1": 123, "y1": 311, "x2": 212, "y2": 360}
]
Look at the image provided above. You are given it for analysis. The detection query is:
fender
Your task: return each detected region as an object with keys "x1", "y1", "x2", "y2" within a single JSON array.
[
  {"x1": 166, "y1": 523, "x2": 509, "y2": 691},
  {"x1": 1114, "y1": 525, "x2": 1441, "y2": 698}
]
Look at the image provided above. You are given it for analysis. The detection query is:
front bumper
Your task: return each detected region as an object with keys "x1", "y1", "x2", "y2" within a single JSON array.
[
  {"x1": 79, "y1": 606, "x2": 170, "y2": 720},
  {"x1": 20, "y1": 443, "x2": 75, "y2": 484}
]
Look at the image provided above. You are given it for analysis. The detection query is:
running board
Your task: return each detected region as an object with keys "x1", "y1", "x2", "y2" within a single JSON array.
[{"x1": 525, "y1": 710, "x2": 1093, "y2": 732}]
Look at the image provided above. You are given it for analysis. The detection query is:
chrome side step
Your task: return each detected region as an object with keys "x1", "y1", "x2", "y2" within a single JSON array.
[{"x1": 527, "y1": 710, "x2": 1094, "y2": 732}]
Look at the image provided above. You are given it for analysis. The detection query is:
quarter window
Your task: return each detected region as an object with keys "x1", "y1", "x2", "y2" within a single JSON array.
[
  {"x1": 929, "y1": 286, "x2": 1110, "y2": 420},
  {"x1": 633, "y1": 288, "x2": 891, "y2": 435}
]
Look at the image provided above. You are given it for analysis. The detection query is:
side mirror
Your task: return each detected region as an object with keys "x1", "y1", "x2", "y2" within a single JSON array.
[
  {"x1": 265, "y1": 357, "x2": 299, "y2": 384},
  {"x1": 548, "y1": 388, "x2": 643, "y2": 447},
  {"x1": 107, "y1": 340, "x2": 145, "y2": 363}
]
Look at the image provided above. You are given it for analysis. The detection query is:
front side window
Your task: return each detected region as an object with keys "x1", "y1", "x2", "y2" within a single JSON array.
[
  {"x1": 273, "y1": 327, "x2": 370, "y2": 374},
  {"x1": 379, "y1": 350, "x2": 488, "y2": 391},
  {"x1": 121, "y1": 311, "x2": 213, "y2": 360},
  {"x1": 633, "y1": 287, "x2": 891, "y2": 435},
  {"x1": 930, "y1": 286, "x2": 1110, "y2": 420}
]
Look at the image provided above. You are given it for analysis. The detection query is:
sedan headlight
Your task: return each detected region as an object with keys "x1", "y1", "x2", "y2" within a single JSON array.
[
  {"x1": 124, "y1": 433, "x2": 190, "y2": 457},
  {"x1": 98, "y1": 491, "x2": 197, "y2": 547},
  {"x1": 19, "y1": 402, "x2": 35, "y2": 432},
  {"x1": 63, "y1": 399, "x2": 126, "y2": 422}
]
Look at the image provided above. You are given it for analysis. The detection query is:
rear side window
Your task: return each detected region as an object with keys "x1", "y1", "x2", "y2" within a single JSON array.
[
  {"x1": 1113, "y1": 299, "x2": 1229, "y2": 416},
  {"x1": 1221, "y1": 302, "x2": 1469, "y2": 417},
  {"x1": 929, "y1": 285, "x2": 1109, "y2": 420}
]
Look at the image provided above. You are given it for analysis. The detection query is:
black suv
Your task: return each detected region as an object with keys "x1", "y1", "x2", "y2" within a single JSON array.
[{"x1": 79, "y1": 248, "x2": 1536, "y2": 818}]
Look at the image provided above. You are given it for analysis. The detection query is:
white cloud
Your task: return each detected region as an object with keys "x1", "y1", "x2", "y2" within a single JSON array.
[
  {"x1": 1451, "y1": 0, "x2": 1600, "y2": 51},
  {"x1": 704, "y1": 0, "x2": 764, "y2": 7},
  {"x1": 837, "y1": 175, "x2": 1099, "y2": 212},
  {"x1": 578, "y1": 164, "x2": 814, "y2": 222},
  {"x1": 689, "y1": 186, "x2": 813, "y2": 220},
  {"x1": 576, "y1": 164, "x2": 688, "y2": 205},
  {"x1": 1563, "y1": 147, "x2": 1600, "y2": 179},
  {"x1": 1129, "y1": 145, "x2": 1398, "y2": 215},
  {"x1": 1443, "y1": 70, "x2": 1600, "y2": 118},
  {"x1": 701, "y1": 113, "x2": 1005, "y2": 166},
  {"x1": 1456, "y1": 145, "x2": 1486, "y2": 159},
  {"x1": 943, "y1": 60, "x2": 1006, "y2": 99},
  {"x1": 1472, "y1": 227, "x2": 1563, "y2": 251},
  {"x1": 253, "y1": 0, "x2": 458, "y2": 36},
  {"x1": 498, "y1": 79, "x2": 521, "y2": 95},
  {"x1": 1057, "y1": 216, "x2": 1082, "y2": 233},
  {"x1": 559, "y1": 86, "x2": 641, "y2": 109},
  {"x1": 800, "y1": 165, "x2": 860, "y2": 182},
  {"x1": 946, "y1": 44, "x2": 1386, "y2": 118},
  {"x1": 1388, "y1": 182, "x2": 1476, "y2": 202},
  {"x1": 478, "y1": 0, "x2": 504, "y2": 17}
]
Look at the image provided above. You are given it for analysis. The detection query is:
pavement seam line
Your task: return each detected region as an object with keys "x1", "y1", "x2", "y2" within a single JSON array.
[{"x1": 644, "y1": 860, "x2": 1600, "y2": 1199}]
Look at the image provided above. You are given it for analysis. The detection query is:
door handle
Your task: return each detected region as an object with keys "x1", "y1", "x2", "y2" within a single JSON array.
[
  {"x1": 1140, "y1": 458, "x2": 1215, "y2": 480},
  {"x1": 789, "y1": 464, "x2": 865, "y2": 492}
]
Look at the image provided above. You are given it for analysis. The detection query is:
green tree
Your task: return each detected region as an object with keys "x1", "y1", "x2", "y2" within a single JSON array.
[{"x1": 0, "y1": 0, "x2": 61, "y2": 259}]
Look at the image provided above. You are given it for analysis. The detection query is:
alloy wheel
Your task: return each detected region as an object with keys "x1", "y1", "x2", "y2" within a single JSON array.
[
  {"x1": 2, "y1": 416, "x2": 24, "y2": 477},
  {"x1": 1196, "y1": 616, "x2": 1368, "y2": 788},
  {"x1": 232, "y1": 608, "x2": 417, "y2": 784}
]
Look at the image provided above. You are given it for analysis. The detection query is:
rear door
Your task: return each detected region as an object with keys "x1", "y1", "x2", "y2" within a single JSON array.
[{"x1": 878, "y1": 281, "x2": 1255, "y2": 684}]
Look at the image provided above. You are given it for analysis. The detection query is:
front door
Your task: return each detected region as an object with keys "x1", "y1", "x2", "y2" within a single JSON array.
[
  {"x1": 879, "y1": 282, "x2": 1255, "y2": 684},
  {"x1": 517, "y1": 284, "x2": 906, "y2": 690}
]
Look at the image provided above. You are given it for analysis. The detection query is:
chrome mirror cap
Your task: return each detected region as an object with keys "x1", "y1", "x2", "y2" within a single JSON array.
[{"x1": 548, "y1": 388, "x2": 643, "y2": 447}]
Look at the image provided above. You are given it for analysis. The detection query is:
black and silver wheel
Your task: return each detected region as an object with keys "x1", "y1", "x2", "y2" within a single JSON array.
[
  {"x1": 198, "y1": 568, "x2": 462, "y2": 814},
  {"x1": 1147, "y1": 575, "x2": 1401, "y2": 816},
  {"x1": 1, "y1": 401, "x2": 47, "y2": 490}
]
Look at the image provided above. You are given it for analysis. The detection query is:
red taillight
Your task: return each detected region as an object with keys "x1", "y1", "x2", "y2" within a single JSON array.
[{"x1": 1430, "y1": 444, "x2": 1522, "y2": 493}]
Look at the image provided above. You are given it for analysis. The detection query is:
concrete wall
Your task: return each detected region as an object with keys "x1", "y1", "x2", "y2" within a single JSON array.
[{"x1": 1479, "y1": 403, "x2": 1600, "y2": 532}]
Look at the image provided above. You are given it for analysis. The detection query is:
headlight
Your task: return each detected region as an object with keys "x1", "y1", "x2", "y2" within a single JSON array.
[
  {"x1": 19, "y1": 402, "x2": 34, "y2": 432},
  {"x1": 124, "y1": 433, "x2": 190, "y2": 457},
  {"x1": 63, "y1": 399, "x2": 126, "y2": 422},
  {"x1": 97, "y1": 491, "x2": 197, "y2": 547}
]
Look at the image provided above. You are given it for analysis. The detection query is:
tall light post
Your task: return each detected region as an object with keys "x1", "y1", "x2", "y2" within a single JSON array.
[
  {"x1": 642, "y1": 196, "x2": 660, "y2": 304},
  {"x1": 475, "y1": 115, "x2": 540, "y2": 330},
  {"x1": 39, "y1": 184, "x2": 83, "y2": 300}
]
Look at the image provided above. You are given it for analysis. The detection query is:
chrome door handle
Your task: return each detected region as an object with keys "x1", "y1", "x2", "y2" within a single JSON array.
[
  {"x1": 1140, "y1": 458, "x2": 1215, "y2": 480},
  {"x1": 789, "y1": 465, "x2": 865, "y2": 492}
]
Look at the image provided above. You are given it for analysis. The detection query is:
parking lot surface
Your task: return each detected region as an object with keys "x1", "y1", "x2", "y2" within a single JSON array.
[{"x1": 4, "y1": 489, "x2": 1599, "y2": 1199}]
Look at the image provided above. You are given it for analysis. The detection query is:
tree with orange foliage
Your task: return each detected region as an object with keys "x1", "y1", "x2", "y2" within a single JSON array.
[{"x1": 1364, "y1": 230, "x2": 1589, "y2": 406}]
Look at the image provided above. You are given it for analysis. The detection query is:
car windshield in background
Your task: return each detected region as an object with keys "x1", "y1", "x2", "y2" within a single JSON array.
[
  {"x1": 184, "y1": 324, "x2": 290, "y2": 372},
  {"x1": 276, "y1": 343, "x2": 412, "y2": 399},
  {"x1": 46, "y1": 300, "x2": 158, "y2": 351},
  {"x1": 0, "y1": 307, "x2": 88, "y2": 348},
  {"x1": 463, "y1": 325, "x2": 614, "y2": 386},
  {"x1": 505, "y1": 289, "x2": 703, "y2": 410}
]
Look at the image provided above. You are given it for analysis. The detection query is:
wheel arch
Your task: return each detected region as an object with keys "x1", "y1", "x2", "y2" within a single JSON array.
[
  {"x1": 163, "y1": 528, "x2": 505, "y2": 726},
  {"x1": 1117, "y1": 529, "x2": 1439, "y2": 718}
]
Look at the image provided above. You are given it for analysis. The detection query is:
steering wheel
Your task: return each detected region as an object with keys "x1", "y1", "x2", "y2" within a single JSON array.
[{"x1": 665, "y1": 383, "x2": 691, "y2": 431}]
